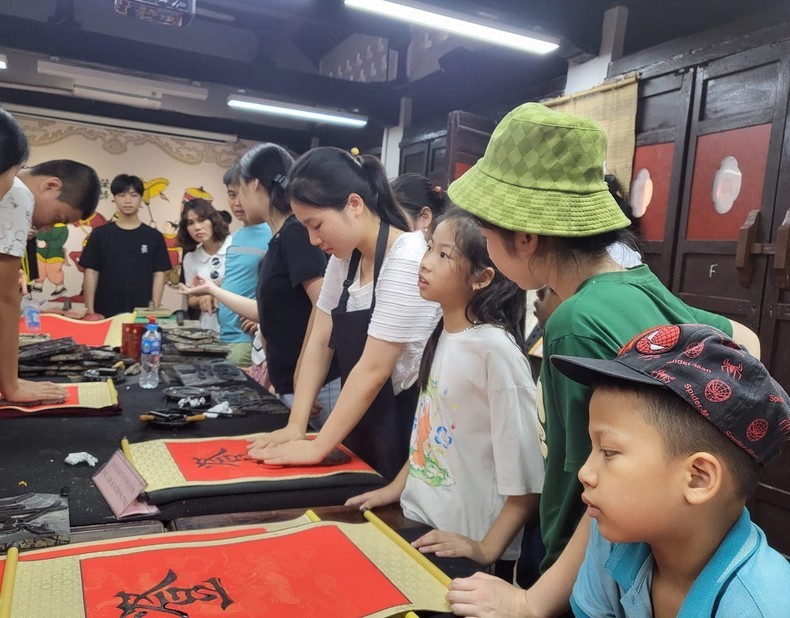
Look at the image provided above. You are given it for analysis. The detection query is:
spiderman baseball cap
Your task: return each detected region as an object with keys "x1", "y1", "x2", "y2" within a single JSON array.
[{"x1": 551, "y1": 324, "x2": 790, "y2": 464}]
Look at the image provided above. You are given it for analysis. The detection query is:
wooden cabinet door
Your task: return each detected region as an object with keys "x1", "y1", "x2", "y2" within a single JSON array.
[
  {"x1": 629, "y1": 70, "x2": 695, "y2": 285},
  {"x1": 400, "y1": 142, "x2": 429, "y2": 176},
  {"x1": 668, "y1": 43, "x2": 790, "y2": 555},
  {"x1": 671, "y1": 45, "x2": 789, "y2": 332},
  {"x1": 446, "y1": 111, "x2": 495, "y2": 187},
  {"x1": 750, "y1": 49, "x2": 790, "y2": 557}
]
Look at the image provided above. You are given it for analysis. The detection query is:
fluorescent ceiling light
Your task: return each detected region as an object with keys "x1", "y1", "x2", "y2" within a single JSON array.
[
  {"x1": 72, "y1": 85, "x2": 162, "y2": 110},
  {"x1": 37, "y1": 60, "x2": 208, "y2": 101},
  {"x1": 227, "y1": 95, "x2": 368, "y2": 128},
  {"x1": 0, "y1": 54, "x2": 7, "y2": 70},
  {"x1": 345, "y1": 0, "x2": 559, "y2": 55}
]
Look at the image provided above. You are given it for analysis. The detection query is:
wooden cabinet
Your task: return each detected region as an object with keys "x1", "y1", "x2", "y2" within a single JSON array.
[
  {"x1": 398, "y1": 128, "x2": 447, "y2": 187},
  {"x1": 628, "y1": 41, "x2": 790, "y2": 555},
  {"x1": 398, "y1": 111, "x2": 494, "y2": 188}
]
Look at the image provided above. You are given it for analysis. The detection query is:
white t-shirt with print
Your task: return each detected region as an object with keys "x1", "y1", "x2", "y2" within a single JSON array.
[
  {"x1": 400, "y1": 324, "x2": 545, "y2": 561},
  {"x1": 0, "y1": 177, "x2": 34, "y2": 258},
  {"x1": 317, "y1": 230, "x2": 441, "y2": 394},
  {"x1": 182, "y1": 235, "x2": 232, "y2": 331}
]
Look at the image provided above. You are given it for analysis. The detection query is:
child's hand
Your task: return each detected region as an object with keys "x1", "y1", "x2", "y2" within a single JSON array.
[
  {"x1": 198, "y1": 295, "x2": 218, "y2": 315},
  {"x1": 446, "y1": 572, "x2": 531, "y2": 617},
  {"x1": 3, "y1": 379, "x2": 67, "y2": 404},
  {"x1": 309, "y1": 400, "x2": 324, "y2": 419},
  {"x1": 412, "y1": 530, "x2": 491, "y2": 565},
  {"x1": 240, "y1": 318, "x2": 258, "y2": 335},
  {"x1": 345, "y1": 485, "x2": 400, "y2": 510}
]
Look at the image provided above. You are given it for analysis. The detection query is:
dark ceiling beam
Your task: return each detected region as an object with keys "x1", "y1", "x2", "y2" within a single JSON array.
[
  {"x1": 610, "y1": 3, "x2": 790, "y2": 77},
  {"x1": 403, "y1": 47, "x2": 568, "y2": 124},
  {"x1": 50, "y1": 0, "x2": 77, "y2": 26},
  {"x1": 0, "y1": 15, "x2": 401, "y2": 125}
]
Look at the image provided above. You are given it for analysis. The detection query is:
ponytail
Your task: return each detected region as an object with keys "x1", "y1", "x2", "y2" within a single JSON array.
[
  {"x1": 289, "y1": 147, "x2": 410, "y2": 232},
  {"x1": 359, "y1": 155, "x2": 411, "y2": 230},
  {"x1": 417, "y1": 318, "x2": 444, "y2": 392},
  {"x1": 238, "y1": 143, "x2": 294, "y2": 214},
  {"x1": 392, "y1": 173, "x2": 447, "y2": 222}
]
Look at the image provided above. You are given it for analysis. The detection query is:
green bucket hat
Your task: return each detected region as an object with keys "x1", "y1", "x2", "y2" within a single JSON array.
[{"x1": 448, "y1": 102, "x2": 630, "y2": 237}]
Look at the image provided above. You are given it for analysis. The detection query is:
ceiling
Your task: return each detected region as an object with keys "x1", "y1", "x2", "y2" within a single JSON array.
[{"x1": 0, "y1": 0, "x2": 786, "y2": 153}]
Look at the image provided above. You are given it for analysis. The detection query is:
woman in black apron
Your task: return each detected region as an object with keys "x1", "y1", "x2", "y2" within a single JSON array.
[{"x1": 248, "y1": 147, "x2": 441, "y2": 480}]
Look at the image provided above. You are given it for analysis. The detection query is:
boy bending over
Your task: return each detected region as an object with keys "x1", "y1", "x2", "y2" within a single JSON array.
[
  {"x1": 0, "y1": 157, "x2": 100, "y2": 403},
  {"x1": 552, "y1": 323, "x2": 790, "y2": 617}
]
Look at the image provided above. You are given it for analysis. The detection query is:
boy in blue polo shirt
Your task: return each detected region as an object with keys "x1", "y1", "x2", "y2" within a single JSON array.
[
  {"x1": 552, "y1": 323, "x2": 790, "y2": 617},
  {"x1": 219, "y1": 164, "x2": 271, "y2": 366}
]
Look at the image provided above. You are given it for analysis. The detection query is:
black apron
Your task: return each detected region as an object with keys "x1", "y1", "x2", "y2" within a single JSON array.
[{"x1": 330, "y1": 223, "x2": 419, "y2": 481}]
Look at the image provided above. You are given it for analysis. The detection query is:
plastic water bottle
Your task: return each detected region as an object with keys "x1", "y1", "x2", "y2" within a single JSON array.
[
  {"x1": 139, "y1": 318, "x2": 161, "y2": 389},
  {"x1": 22, "y1": 297, "x2": 43, "y2": 333}
]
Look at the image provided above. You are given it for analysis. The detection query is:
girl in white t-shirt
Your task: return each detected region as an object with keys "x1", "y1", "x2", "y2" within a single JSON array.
[
  {"x1": 347, "y1": 208, "x2": 545, "y2": 565},
  {"x1": 179, "y1": 198, "x2": 231, "y2": 331},
  {"x1": 247, "y1": 147, "x2": 442, "y2": 480}
]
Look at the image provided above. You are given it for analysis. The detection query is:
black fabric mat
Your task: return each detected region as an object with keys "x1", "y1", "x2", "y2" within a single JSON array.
[{"x1": 0, "y1": 376, "x2": 384, "y2": 527}]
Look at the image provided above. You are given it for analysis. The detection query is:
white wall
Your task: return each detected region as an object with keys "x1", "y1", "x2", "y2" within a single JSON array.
[{"x1": 564, "y1": 6, "x2": 628, "y2": 95}]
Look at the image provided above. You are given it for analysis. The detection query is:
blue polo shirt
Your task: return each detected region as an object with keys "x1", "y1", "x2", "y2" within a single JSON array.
[
  {"x1": 572, "y1": 510, "x2": 790, "y2": 617},
  {"x1": 218, "y1": 223, "x2": 271, "y2": 343}
]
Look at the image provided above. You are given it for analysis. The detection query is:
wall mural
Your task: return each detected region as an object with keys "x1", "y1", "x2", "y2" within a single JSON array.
[{"x1": 18, "y1": 114, "x2": 255, "y2": 310}]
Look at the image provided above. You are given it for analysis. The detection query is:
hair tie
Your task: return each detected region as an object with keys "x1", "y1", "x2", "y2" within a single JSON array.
[
  {"x1": 273, "y1": 173, "x2": 288, "y2": 189},
  {"x1": 433, "y1": 185, "x2": 442, "y2": 194},
  {"x1": 349, "y1": 147, "x2": 364, "y2": 166}
]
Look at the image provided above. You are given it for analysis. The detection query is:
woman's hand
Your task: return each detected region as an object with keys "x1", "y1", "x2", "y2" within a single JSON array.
[
  {"x1": 248, "y1": 439, "x2": 327, "y2": 466},
  {"x1": 246, "y1": 424, "x2": 305, "y2": 452},
  {"x1": 412, "y1": 530, "x2": 491, "y2": 565},
  {"x1": 177, "y1": 276, "x2": 217, "y2": 297}
]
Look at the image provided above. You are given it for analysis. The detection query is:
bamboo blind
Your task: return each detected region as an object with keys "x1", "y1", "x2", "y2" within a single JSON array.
[{"x1": 543, "y1": 74, "x2": 639, "y2": 197}]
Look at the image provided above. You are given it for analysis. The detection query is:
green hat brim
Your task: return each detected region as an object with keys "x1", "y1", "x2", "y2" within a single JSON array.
[{"x1": 448, "y1": 162, "x2": 631, "y2": 237}]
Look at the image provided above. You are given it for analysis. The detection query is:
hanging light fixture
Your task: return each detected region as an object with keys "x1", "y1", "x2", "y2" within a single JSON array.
[
  {"x1": 227, "y1": 95, "x2": 368, "y2": 128},
  {"x1": 344, "y1": 0, "x2": 559, "y2": 55}
]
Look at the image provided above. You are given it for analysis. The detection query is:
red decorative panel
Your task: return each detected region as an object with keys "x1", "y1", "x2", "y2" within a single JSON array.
[
  {"x1": 453, "y1": 162, "x2": 472, "y2": 180},
  {"x1": 685, "y1": 124, "x2": 771, "y2": 241},
  {"x1": 165, "y1": 437, "x2": 373, "y2": 482},
  {"x1": 80, "y1": 526, "x2": 409, "y2": 618},
  {"x1": 631, "y1": 142, "x2": 675, "y2": 241}
]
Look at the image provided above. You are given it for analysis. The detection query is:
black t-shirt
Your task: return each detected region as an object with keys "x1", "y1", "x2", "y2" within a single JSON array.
[
  {"x1": 80, "y1": 222, "x2": 171, "y2": 317},
  {"x1": 257, "y1": 214, "x2": 340, "y2": 394}
]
